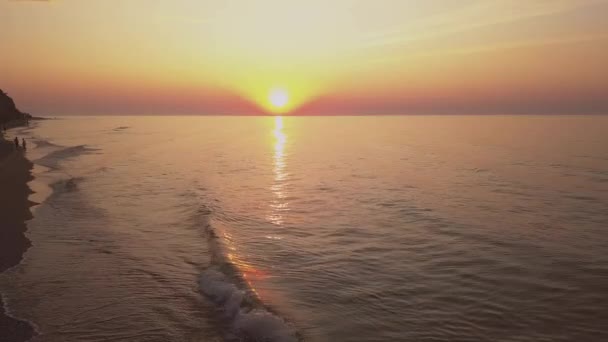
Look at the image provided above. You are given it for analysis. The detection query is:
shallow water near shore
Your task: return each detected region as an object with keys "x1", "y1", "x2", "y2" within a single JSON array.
[{"x1": 1, "y1": 115, "x2": 608, "y2": 341}]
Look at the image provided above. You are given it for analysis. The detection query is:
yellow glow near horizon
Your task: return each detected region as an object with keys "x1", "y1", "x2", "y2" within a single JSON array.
[{"x1": 227, "y1": 74, "x2": 323, "y2": 114}]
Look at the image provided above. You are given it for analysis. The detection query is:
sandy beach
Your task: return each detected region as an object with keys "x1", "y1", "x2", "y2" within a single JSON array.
[{"x1": 0, "y1": 136, "x2": 36, "y2": 342}]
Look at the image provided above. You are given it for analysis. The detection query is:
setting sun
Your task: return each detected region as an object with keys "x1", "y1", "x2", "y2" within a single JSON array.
[{"x1": 269, "y1": 88, "x2": 289, "y2": 112}]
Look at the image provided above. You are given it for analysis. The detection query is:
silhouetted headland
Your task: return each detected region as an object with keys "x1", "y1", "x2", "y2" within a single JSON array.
[{"x1": 0, "y1": 89, "x2": 47, "y2": 130}]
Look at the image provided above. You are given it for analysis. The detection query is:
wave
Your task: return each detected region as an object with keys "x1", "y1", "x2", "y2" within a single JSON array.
[
  {"x1": 0, "y1": 295, "x2": 39, "y2": 340},
  {"x1": 50, "y1": 176, "x2": 85, "y2": 194},
  {"x1": 200, "y1": 268, "x2": 298, "y2": 342},
  {"x1": 32, "y1": 139, "x2": 61, "y2": 149},
  {"x1": 199, "y1": 219, "x2": 298, "y2": 342},
  {"x1": 111, "y1": 126, "x2": 131, "y2": 132},
  {"x1": 34, "y1": 145, "x2": 100, "y2": 170}
]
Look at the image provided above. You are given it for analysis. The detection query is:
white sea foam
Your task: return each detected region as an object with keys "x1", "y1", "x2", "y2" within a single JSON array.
[{"x1": 199, "y1": 268, "x2": 298, "y2": 342}]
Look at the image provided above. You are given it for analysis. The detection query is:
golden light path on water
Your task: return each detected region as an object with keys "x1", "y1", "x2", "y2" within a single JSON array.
[
  {"x1": 269, "y1": 116, "x2": 289, "y2": 226},
  {"x1": 212, "y1": 116, "x2": 289, "y2": 303},
  {"x1": 231, "y1": 116, "x2": 288, "y2": 302}
]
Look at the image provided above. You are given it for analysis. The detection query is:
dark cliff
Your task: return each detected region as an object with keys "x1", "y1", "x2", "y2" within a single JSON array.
[{"x1": 0, "y1": 90, "x2": 31, "y2": 125}]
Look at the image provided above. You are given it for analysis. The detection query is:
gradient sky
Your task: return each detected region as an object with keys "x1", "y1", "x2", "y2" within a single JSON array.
[{"x1": 1, "y1": 0, "x2": 607, "y2": 115}]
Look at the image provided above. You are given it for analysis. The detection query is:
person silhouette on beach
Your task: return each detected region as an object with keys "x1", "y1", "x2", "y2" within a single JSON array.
[
  {"x1": 14, "y1": 137, "x2": 19, "y2": 149},
  {"x1": 22, "y1": 138, "x2": 27, "y2": 151}
]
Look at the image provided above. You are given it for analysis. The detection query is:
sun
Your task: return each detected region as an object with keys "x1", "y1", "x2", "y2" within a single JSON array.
[{"x1": 268, "y1": 88, "x2": 289, "y2": 111}]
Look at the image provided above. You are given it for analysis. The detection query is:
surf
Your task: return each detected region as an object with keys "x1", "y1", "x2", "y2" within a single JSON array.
[{"x1": 199, "y1": 215, "x2": 299, "y2": 342}]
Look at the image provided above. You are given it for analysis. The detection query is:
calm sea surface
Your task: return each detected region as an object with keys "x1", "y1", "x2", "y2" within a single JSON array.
[{"x1": 1, "y1": 116, "x2": 607, "y2": 341}]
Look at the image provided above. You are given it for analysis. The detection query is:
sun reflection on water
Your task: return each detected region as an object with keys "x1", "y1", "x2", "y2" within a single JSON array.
[{"x1": 269, "y1": 116, "x2": 289, "y2": 225}]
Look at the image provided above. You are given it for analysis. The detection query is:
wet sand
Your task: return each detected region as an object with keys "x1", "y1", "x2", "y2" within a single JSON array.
[{"x1": 0, "y1": 137, "x2": 36, "y2": 341}]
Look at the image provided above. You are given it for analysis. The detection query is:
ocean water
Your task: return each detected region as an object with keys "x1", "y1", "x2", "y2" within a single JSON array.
[{"x1": 1, "y1": 115, "x2": 608, "y2": 342}]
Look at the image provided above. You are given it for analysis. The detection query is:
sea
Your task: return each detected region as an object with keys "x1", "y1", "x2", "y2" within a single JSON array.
[{"x1": 1, "y1": 115, "x2": 607, "y2": 342}]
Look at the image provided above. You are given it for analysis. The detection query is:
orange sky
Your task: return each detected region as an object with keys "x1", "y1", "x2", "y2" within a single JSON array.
[{"x1": 1, "y1": 0, "x2": 607, "y2": 115}]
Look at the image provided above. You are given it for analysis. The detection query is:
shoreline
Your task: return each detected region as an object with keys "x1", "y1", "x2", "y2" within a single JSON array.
[{"x1": 0, "y1": 136, "x2": 37, "y2": 341}]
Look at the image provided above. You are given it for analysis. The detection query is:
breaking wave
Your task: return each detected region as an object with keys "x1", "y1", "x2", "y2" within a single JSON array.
[{"x1": 199, "y1": 218, "x2": 299, "y2": 342}]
